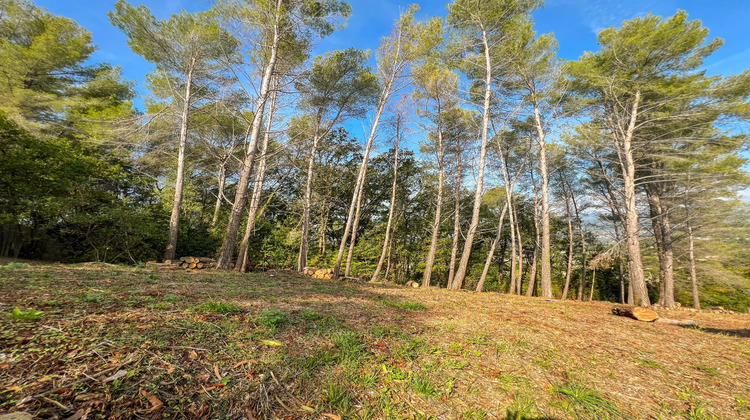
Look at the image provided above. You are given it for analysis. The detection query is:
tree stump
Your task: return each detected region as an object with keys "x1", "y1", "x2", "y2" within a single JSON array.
[{"x1": 611, "y1": 305, "x2": 659, "y2": 322}]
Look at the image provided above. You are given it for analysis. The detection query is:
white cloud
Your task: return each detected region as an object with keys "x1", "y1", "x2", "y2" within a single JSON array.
[{"x1": 547, "y1": 0, "x2": 677, "y2": 34}]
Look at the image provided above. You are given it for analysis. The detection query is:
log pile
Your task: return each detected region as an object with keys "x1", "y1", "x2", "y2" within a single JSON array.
[
  {"x1": 147, "y1": 257, "x2": 216, "y2": 271},
  {"x1": 312, "y1": 268, "x2": 334, "y2": 279},
  {"x1": 302, "y1": 267, "x2": 334, "y2": 279}
]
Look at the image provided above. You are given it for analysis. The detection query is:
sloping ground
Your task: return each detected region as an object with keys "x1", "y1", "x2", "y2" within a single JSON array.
[{"x1": 0, "y1": 262, "x2": 749, "y2": 419}]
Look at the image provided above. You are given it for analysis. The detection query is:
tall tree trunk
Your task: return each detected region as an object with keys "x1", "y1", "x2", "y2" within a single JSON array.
[
  {"x1": 611, "y1": 91, "x2": 650, "y2": 306},
  {"x1": 648, "y1": 190, "x2": 675, "y2": 308},
  {"x1": 451, "y1": 27, "x2": 492, "y2": 290},
  {"x1": 333, "y1": 80, "x2": 394, "y2": 279},
  {"x1": 561, "y1": 193, "x2": 574, "y2": 300},
  {"x1": 423, "y1": 125, "x2": 445, "y2": 288},
  {"x1": 236, "y1": 79, "x2": 277, "y2": 272},
  {"x1": 687, "y1": 220, "x2": 700, "y2": 309},
  {"x1": 684, "y1": 181, "x2": 700, "y2": 309},
  {"x1": 164, "y1": 63, "x2": 194, "y2": 261},
  {"x1": 514, "y1": 203, "x2": 524, "y2": 295},
  {"x1": 344, "y1": 177, "x2": 366, "y2": 277},
  {"x1": 215, "y1": 0, "x2": 281, "y2": 270},
  {"x1": 570, "y1": 186, "x2": 587, "y2": 301},
  {"x1": 589, "y1": 268, "x2": 596, "y2": 301},
  {"x1": 447, "y1": 140, "x2": 463, "y2": 289},
  {"x1": 371, "y1": 124, "x2": 401, "y2": 282},
  {"x1": 525, "y1": 199, "x2": 540, "y2": 297},
  {"x1": 476, "y1": 203, "x2": 508, "y2": 292},
  {"x1": 531, "y1": 101, "x2": 552, "y2": 298},
  {"x1": 298, "y1": 131, "x2": 321, "y2": 272},
  {"x1": 210, "y1": 163, "x2": 227, "y2": 228},
  {"x1": 318, "y1": 201, "x2": 329, "y2": 255}
]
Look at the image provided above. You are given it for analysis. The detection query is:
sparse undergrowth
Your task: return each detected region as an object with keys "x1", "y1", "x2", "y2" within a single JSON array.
[{"x1": 0, "y1": 262, "x2": 748, "y2": 419}]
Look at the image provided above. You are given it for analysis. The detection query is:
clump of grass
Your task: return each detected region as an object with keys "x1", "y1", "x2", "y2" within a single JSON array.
[
  {"x1": 201, "y1": 299, "x2": 243, "y2": 314},
  {"x1": 296, "y1": 349, "x2": 336, "y2": 371},
  {"x1": 396, "y1": 337, "x2": 427, "y2": 360},
  {"x1": 552, "y1": 383, "x2": 623, "y2": 419},
  {"x1": 410, "y1": 374, "x2": 436, "y2": 397},
  {"x1": 636, "y1": 357, "x2": 663, "y2": 369},
  {"x1": 463, "y1": 408, "x2": 488, "y2": 419},
  {"x1": 258, "y1": 308, "x2": 290, "y2": 329},
  {"x1": 695, "y1": 365, "x2": 720, "y2": 376},
  {"x1": 323, "y1": 381, "x2": 353, "y2": 414},
  {"x1": 163, "y1": 293, "x2": 178, "y2": 303},
  {"x1": 299, "y1": 309, "x2": 322, "y2": 321},
  {"x1": 332, "y1": 331, "x2": 367, "y2": 362},
  {"x1": 7, "y1": 306, "x2": 43, "y2": 321},
  {"x1": 505, "y1": 395, "x2": 541, "y2": 420},
  {"x1": 2, "y1": 262, "x2": 29, "y2": 269},
  {"x1": 467, "y1": 333, "x2": 491, "y2": 345},
  {"x1": 377, "y1": 297, "x2": 427, "y2": 311},
  {"x1": 86, "y1": 293, "x2": 104, "y2": 303}
]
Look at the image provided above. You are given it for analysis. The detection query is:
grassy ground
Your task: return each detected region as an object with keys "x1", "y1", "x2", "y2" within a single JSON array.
[{"x1": 1, "y1": 261, "x2": 749, "y2": 419}]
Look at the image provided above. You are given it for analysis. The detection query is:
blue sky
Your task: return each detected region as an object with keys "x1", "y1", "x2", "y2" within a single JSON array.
[{"x1": 36, "y1": 0, "x2": 750, "y2": 110}]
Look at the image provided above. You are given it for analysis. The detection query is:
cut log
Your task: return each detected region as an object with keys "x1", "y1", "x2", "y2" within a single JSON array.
[
  {"x1": 196, "y1": 262, "x2": 205, "y2": 269},
  {"x1": 164, "y1": 259, "x2": 173, "y2": 265},
  {"x1": 655, "y1": 318, "x2": 698, "y2": 327},
  {"x1": 196, "y1": 257, "x2": 215, "y2": 263},
  {"x1": 611, "y1": 305, "x2": 659, "y2": 322},
  {"x1": 188, "y1": 262, "x2": 197, "y2": 269},
  {"x1": 155, "y1": 264, "x2": 181, "y2": 271},
  {"x1": 404, "y1": 281, "x2": 420, "y2": 288}
]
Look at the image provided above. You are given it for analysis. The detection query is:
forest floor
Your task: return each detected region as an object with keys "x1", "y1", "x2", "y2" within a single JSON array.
[{"x1": 1, "y1": 261, "x2": 749, "y2": 419}]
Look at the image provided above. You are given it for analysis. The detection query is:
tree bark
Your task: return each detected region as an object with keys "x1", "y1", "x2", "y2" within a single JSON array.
[
  {"x1": 531, "y1": 102, "x2": 552, "y2": 298},
  {"x1": 333, "y1": 67, "x2": 396, "y2": 279},
  {"x1": 423, "y1": 119, "x2": 446, "y2": 288},
  {"x1": 371, "y1": 123, "x2": 400, "y2": 282},
  {"x1": 451, "y1": 26, "x2": 492, "y2": 290},
  {"x1": 236, "y1": 82, "x2": 277, "y2": 272},
  {"x1": 215, "y1": 0, "x2": 282, "y2": 270},
  {"x1": 514, "y1": 203, "x2": 524, "y2": 295},
  {"x1": 447, "y1": 139, "x2": 463, "y2": 289},
  {"x1": 647, "y1": 190, "x2": 675, "y2": 308},
  {"x1": 164, "y1": 62, "x2": 194, "y2": 261},
  {"x1": 344, "y1": 174, "x2": 366, "y2": 277},
  {"x1": 476, "y1": 203, "x2": 508, "y2": 292},
  {"x1": 561, "y1": 187, "x2": 574, "y2": 300},
  {"x1": 684, "y1": 182, "x2": 700, "y2": 309},
  {"x1": 570, "y1": 185, "x2": 586, "y2": 301},
  {"x1": 611, "y1": 90, "x2": 650, "y2": 306},
  {"x1": 210, "y1": 163, "x2": 227, "y2": 228},
  {"x1": 298, "y1": 132, "x2": 321, "y2": 272}
]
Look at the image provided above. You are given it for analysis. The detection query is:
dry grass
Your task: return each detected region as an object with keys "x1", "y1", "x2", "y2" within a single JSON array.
[{"x1": 0, "y1": 261, "x2": 749, "y2": 419}]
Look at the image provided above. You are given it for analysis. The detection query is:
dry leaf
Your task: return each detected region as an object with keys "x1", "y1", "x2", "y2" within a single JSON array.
[
  {"x1": 214, "y1": 364, "x2": 222, "y2": 380},
  {"x1": 140, "y1": 390, "x2": 163, "y2": 412},
  {"x1": 188, "y1": 350, "x2": 198, "y2": 360},
  {"x1": 322, "y1": 414, "x2": 341, "y2": 420},
  {"x1": 232, "y1": 359, "x2": 257, "y2": 369}
]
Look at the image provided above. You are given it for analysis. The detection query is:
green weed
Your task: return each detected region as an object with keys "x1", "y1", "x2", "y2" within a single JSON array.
[
  {"x1": 201, "y1": 299, "x2": 244, "y2": 314},
  {"x1": 552, "y1": 383, "x2": 623, "y2": 419},
  {"x1": 332, "y1": 331, "x2": 367, "y2": 362},
  {"x1": 258, "y1": 308, "x2": 290, "y2": 329},
  {"x1": 7, "y1": 306, "x2": 43, "y2": 321},
  {"x1": 410, "y1": 374, "x2": 436, "y2": 397}
]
